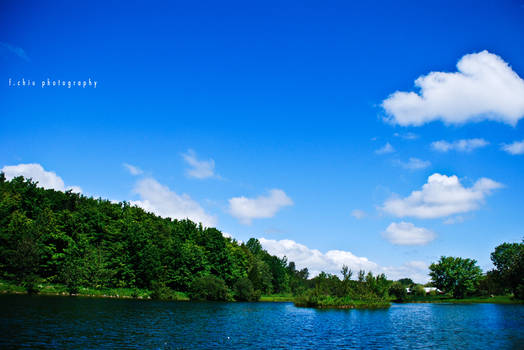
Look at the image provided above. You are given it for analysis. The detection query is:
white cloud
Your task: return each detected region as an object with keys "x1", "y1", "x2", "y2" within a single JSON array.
[
  {"x1": 260, "y1": 238, "x2": 378, "y2": 278},
  {"x1": 394, "y1": 132, "x2": 419, "y2": 140},
  {"x1": 431, "y1": 138, "x2": 489, "y2": 152},
  {"x1": 123, "y1": 163, "x2": 143, "y2": 175},
  {"x1": 351, "y1": 209, "x2": 366, "y2": 219},
  {"x1": 182, "y1": 149, "x2": 216, "y2": 179},
  {"x1": 383, "y1": 222, "x2": 436, "y2": 245},
  {"x1": 382, "y1": 173, "x2": 502, "y2": 219},
  {"x1": 501, "y1": 140, "x2": 524, "y2": 155},
  {"x1": 130, "y1": 177, "x2": 216, "y2": 227},
  {"x1": 375, "y1": 142, "x2": 395, "y2": 155},
  {"x1": 2, "y1": 163, "x2": 81, "y2": 193},
  {"x1": 382, "y1": 51, "x2": 524, "y2": 126},
  {"x1": 0, "y1": 42, "x2": 30, "y2": 62},
  {"x1": 443, "y1": 216, "x2": 465, "y2": 225},
  {"x1": 229, "y1": 189, "x2": 293, "y2": 224},
  {"x1": 381, "y1": 261, "x2": 430, "y2": 284},
  {"x1": 260, "y1": 238, "x2": 429, "y2": 283},
  {"x1": 395, "y1": 157, "x2": 431, "y2": 170}
]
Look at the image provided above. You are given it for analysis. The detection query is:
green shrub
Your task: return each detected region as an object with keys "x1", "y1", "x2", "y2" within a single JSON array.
[
  {"x1": 389, "y1": 282, "x2": 407, "y2": 301},
  {"x1": 189, "y1": 275, "x2": 230, "y2": 301},
  {"x1": 233, "y1": 277, "x2": 260, "y2": 301},
  {"x1": 150, "y1": 281, "x2": 179, "y2": 300},
  {"x1": 413, "y1": 284, "x2": 426, "y2": 296}
]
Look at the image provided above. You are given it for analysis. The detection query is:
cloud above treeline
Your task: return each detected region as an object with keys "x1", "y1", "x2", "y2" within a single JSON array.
[
  {"x1": 260, "y1": 238, "x2": 429, "y2": 283},
  {"x1": 1, "y1": 163, "x2": 81, "y2": 193},
  {"x1": 131, "y1": 177, "x2": 217, "y2": 227},
  {"x1": 382, "y1": 173, "x2": 502, "y2": 219},
  {"x1": 382, "y1": 51, "x2": 524, "y2": 126},
  {"x1": 431, "y1": 138, "x2": 489, "y2": 153},
  {"x1": 229, "y1": 189, "x2": 293, "y2": 225},
  {"x1": 383, "y1": 222, "x2": 436, "y2": 245}
]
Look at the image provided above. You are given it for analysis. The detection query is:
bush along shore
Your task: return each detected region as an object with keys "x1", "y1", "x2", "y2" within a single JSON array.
[{"x1": 0, "y1": 175, "x2": 522, "y2": 307}]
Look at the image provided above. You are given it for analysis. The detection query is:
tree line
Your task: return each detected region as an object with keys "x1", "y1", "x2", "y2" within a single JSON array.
[
  {"x1": 0, "y1": 175, "x2": 310, "y2": 300},
  {"x1": 0, "y1": 174, "x2": 522, "y2": 302}
]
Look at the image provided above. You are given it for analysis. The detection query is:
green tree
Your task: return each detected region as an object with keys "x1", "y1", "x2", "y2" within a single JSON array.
[
  {"x1": 189, "y1": 275, "x2": 230, "y2": 301},
  {"x1": 233, "y1": 277, "x2": 260, "y2": 301},
  {"x1": 490, "y1": 241, "x2": 524, "y2": 299},
  {"x1": 389, "y1": 282, "x2": 407, "y2": 301},
  {"x1": 429, "y1": 256, "x2": 483, "y2": 298}
]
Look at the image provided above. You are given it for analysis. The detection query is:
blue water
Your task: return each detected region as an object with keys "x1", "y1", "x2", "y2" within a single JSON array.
[{"x1": 1, "y1": 295, "x2": 523, "y2": 349}]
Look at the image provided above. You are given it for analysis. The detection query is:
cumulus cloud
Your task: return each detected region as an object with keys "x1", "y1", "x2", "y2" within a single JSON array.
[
  {"x1": 123, "y1": 163, "x2": 143, "y2": 175},
  {"x1": 130, "y1": 177, "x2": 216, "y2": 227},
  {"x1": 382, "y1": 173, "x2": 502, "y2": 219},
  {"x1": 383, "y1": 222, "x2": 436, "y2": 245},
  {"x1": 375, "y1": 142, "x2": 395, "y2": 155},
  {"x1": 382, "y1": 51, "x2": 524, "y2": 126},
  {"x1": 182, "y1": 149, "x2": 216, "y2": 179},
  {"x1": 431, "y1": 138, "x2": 489, "y2": 152},
  {"x1": 2, "y1": 163, "x2": 81, "y2": 193},
  {"x1": 395, "y1": 157, "x2": 431, "y2": 170},
  {"x1": 501, "y1": 140, "x2": 524, "y2": 155},
  {"x1": 381, "y1": 261, "x2": 430, "y2": 284},
  {"x1": 260, "y1": 238, "x2": 429, "y2": 283},
  {"x1": 229, "y1": 189, "x2": 293, "y2": 224},
  {"x1": 351, "y1": 209, "x2": 366, "y2": 219}
]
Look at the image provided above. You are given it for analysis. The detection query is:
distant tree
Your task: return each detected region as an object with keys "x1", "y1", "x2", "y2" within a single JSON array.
[
  {"x1": 397, "y1": 278, "x2": 414, "y2": 287},
  {"x1": 412, "y1": 284, "x2": 426, "y2": 297},
  {"x1": 490, "y1": 241, "x2": 524, "y2": 299},
  {"x1": 389, "y1": 282, "x2": 407, "y2": 301},
  {"x1": 429, "y1": 256, "x2": 483, "y2": 298}
]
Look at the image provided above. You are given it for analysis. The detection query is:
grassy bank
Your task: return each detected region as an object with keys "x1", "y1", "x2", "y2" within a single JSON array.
[
  {"x1": 396, "y1": 295, "x2": 524, "y2": 304},
  {"x1": 260, "y1": 293, "x2": 294, "y2": 302},
  {"x1": 294, "y1": 294, "x2": 390, "y2": 309},
  {"x1": 0, "y1": 280, "x2": 190, "y2": 301}
]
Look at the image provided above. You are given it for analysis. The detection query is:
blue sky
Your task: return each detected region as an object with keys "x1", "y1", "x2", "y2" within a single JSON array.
[{"x1": 1, "y1": 1, "x2": 524, "y2": 282}]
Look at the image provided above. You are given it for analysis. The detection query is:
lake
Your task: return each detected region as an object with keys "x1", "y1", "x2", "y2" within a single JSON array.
[{"x1": 1, "y1": 295, "x2": 523, "y2": 349}]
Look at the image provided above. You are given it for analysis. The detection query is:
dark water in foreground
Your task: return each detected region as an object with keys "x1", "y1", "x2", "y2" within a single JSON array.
[{"x1": 1, "y1": 295, "x2": 523, "y2": 349}]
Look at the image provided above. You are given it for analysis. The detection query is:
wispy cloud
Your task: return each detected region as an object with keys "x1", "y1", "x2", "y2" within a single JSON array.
[
  {"x1": 501, "y1": 140, "x2": 524, "y2": 155},
  {"x1": 123, "y1": 163, "x2": 143, "y2": 175},
  {"x1": 395, "y1": 157, "x2": 431, "y2": 170},
  {"x1": 375, "y1": 142, "x2": 395, "y2": 155},
  {"x1": 182, "y1": 149, "x2": 217, "y2": 179},
  {"x1": 431, "y1": 138, "x2": 489, "y2": 152},
  {"x1": 0, "y1": 42, "x2": 30, "y2": 62},
  {"x1": 393, "y1": 132, "x2": 419, "y2": 140},
  {"x1": 351, "y1": 209, "x2": 366, "y2": 219}
]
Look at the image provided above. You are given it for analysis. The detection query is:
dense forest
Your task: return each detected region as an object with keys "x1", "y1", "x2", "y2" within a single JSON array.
[{"x1": 1, "y1": 175, "x2": 522, "y2": 305}]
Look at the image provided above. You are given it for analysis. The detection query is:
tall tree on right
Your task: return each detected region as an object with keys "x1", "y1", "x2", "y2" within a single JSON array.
[{"x1": 491, "y1": 241, "x2": 524, "y2": 299}]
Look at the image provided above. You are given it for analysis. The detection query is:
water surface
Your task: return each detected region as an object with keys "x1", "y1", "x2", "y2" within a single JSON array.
[{"x1": 1, "y1": 295, "x2": 523, "y2": 349}]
